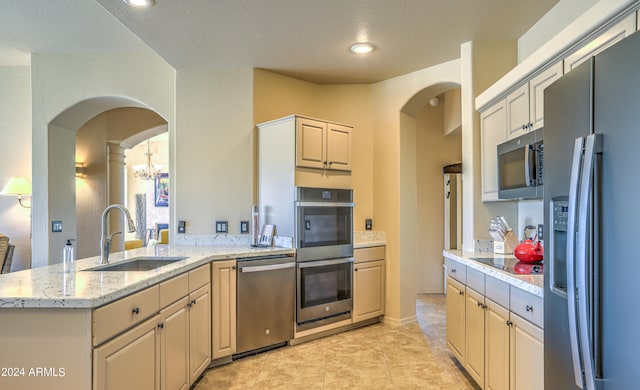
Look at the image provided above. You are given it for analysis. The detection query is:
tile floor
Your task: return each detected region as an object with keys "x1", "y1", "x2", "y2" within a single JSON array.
[{"x1": 193, "y1": 294, "x2": 480, "y2": 389}]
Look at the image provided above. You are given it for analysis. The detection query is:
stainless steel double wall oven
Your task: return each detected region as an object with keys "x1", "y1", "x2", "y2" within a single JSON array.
[{"x1": 295, "y1": 187, "x2": 354, "y2": 331}]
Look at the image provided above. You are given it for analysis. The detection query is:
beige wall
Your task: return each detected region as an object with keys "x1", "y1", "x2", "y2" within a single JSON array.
[
  {"x1": 175, "y1": 67, "x2": 254, "y2": 235},
  {"x1": 415, "y1": 103, "x2": 462, "y2": 293},
  {"x1": 0, "y1": 66, "x2": 31, "y2": 271}
]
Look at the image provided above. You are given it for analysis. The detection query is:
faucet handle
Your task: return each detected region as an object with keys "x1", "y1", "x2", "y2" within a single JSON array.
[{"x1": 108, "y1": 231, "x2": 122, "y2": 241}]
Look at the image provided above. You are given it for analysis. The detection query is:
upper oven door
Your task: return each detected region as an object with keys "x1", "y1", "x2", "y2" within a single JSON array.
[{"x1": 295, "y1": 202, "x2": 353, "y2": 261}]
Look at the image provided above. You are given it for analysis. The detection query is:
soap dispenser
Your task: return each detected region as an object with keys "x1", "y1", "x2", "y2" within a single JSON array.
[{"x1": 63, "y1": 239, "x2": 75, "y2": 273}]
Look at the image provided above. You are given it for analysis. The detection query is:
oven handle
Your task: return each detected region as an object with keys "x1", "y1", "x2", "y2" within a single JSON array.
[
  {"x1": 298, "y1": 257, "x2": 354, "y2": 268},
  {"x1": 295, "y1": 201, "x2": 355, "y2": 207},
  {"x1": 239, "y1": 262, "x2": 295, "y2": 273}
]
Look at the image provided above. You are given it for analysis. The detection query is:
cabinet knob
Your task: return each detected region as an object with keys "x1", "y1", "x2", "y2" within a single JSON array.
[
  {"x1": 354, "y1": 268, "x2": 358, "y2": 271},
  {"x1": 451, "y1": 268, "x2": 457, "y2": 273},
  {"x1": 132, "y1": 307, "x2": 140, "y2": 315},
  {"x1": 477, "y1": 301, "x2": 482, "y2": 307},
  {"x1": 458, "y1": 290, "x2": 464, "y2": 296},
  {"x1": 522, "y1": 124, "x2": 526, "y2": 130},
  {"x1": 526, "y1": 305, "x2": 534, "y2": 312},
  {"x1": 158, "y1": 323, "x2": 164, "y2": 329},
  {"x1": 191, "y1": 299, "x2": 197, "y2": 306},
  {"x1": 231, "y1": 265, "x2": 237, "y2": 270},
  {"x1": 506, "y1": 320, "x2": 513, "y2": 326}
]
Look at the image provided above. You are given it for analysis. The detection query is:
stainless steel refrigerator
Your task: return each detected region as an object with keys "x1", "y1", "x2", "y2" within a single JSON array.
[{"x1": 544, "y1": 30, "x2": 640, "y2": 389}]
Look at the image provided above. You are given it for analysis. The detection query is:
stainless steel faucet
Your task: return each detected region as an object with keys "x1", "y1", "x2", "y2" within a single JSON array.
[{"x1": 100, "y1": 204, "x2": 137, "y2": 264}]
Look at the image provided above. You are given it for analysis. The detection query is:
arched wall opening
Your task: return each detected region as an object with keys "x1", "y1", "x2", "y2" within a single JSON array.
[{"x1": 46, "y1": 97, "x2": 167, "y2": 264}]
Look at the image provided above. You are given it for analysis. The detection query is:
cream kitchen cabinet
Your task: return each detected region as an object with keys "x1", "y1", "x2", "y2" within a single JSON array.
[
  {"x1": 353, "y1": 246, "x2": 385, "y2": 323},
  {"x1": 211, "y1": 259, "x2": 237, "y2": 360},
  {"x1": 480, "y1": 100, "x2": 507, "y2": 201},
  {"x1": 446, "y1": 276, "x2": 466, "y2": 363},
  {"x1": 444, "y1": 256, "x2": 544, "y2": 390},
  {"x1": 564, "y1": 13, "x2": 636, "y2": 74},
  {"x1": 507, "y1": 61, "x2": 563, "y2": 140},
  {"x1": 93, "y1": 264, "x2": 211, "y2": 390},
  {"x1": 296, "y1": 116, "x2": 352, "y2": 171}
]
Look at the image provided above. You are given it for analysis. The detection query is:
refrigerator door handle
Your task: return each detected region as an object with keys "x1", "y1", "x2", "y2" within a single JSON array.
[
  {"x1": 567, "y1": 136, "x2": 586, "y2": 389},
  {"x1": 576, "y1": 133, "x2": 602, "y2": 390}
]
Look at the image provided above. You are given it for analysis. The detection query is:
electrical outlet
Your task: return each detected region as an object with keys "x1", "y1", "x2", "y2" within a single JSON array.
[
  {"x1": 178, "y1": 220, "x2": 186, "y2": 233},
  {"x1": 365, "y1": 219, "x2": 373, "y2": 231},
  {"x1": 538, "y1": 224, "x2": 544, "y2": 241},
  {"x1": 240, "y1": 221, "x2": 249, "y2": 234},
  {"x1": 215, "y1": 221, "x2": 228, "y2": 233},
  {"x1": 52, "y1": 221, "x2": 63, "y2": 233}
]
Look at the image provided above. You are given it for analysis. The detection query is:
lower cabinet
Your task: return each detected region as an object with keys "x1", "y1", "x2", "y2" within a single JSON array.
[
  {"x1": 445, "y1": 277, "x2": 466, "y2": 362},
  {"x1": 211, "y1": 259, "x2": 237, "y2": 359},
  {"x1": 93, "y1": 264, "x2": 211, "y2": 390},
  {"x1": 93, "y1": 315, "x2": 161, "y2": 390},
  {"x1": 353, "y1": 246, "x2": 385, "y2": 322},
  {"x1": 444, "y1": 259, "x2": 544, "y2": 390}
]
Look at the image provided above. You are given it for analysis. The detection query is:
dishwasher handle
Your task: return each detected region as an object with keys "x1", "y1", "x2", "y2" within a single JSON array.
[{"x1": 239, "y1": 262, "x2": 295, "y2": 273}]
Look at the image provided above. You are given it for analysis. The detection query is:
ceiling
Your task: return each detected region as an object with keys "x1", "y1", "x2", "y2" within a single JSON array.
[{"x1": 0, "y1": 0, "x2": 560, "y2": 84}]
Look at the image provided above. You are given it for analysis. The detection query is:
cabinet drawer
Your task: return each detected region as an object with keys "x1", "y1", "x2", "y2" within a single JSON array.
[
  {"x1": 510, "y1": 286, "x2": 543, "y2": 328},
  {"x1": 159, "y1": 272, "x2": 188, "y2": 308},
  {"x1": 485, "y1": 275, "x2": 510, "y2": 308},
  {"x1": 466, "y1": 267, "x2": 484, "y2": 294},
  {"x1": 189, "y1": 264, "x2": 210, "y2": 292},
  {"x1": 93, "y1": 285, "x2": 160, "y2": 346},
  {"x1": 445, "y1": 258, "x2": 467, "y2": 284},
  {"x1": 354, "y1": 246, "x2": 385, "y2": 263}
]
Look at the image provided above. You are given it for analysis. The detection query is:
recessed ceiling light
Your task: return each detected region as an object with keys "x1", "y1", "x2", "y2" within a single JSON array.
[
  {"x1": 123, "y1": 0, "x2": 154, "y2": 8},
  {"x1": 350, "y1": 43, "x2": 375, "y2": 54}
]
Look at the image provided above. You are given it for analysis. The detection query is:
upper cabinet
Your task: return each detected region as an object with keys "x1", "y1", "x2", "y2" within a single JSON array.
[
  {"x1": 480, "y1": 100, "x2": 507, "y2": 202},
  {"x1": 564, "y1": 13, "x2": 636, "y2": 74},
  {"x1": 296, "y1": 117, "x2": 352, "y2": 172},
  {"x1": 507, "y1": 61, "x2": 563, "y2": 140}
]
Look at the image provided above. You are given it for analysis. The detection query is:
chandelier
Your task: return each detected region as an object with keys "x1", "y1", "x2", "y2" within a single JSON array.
[{"x1": 133, "y1": 139, "x2": 162, "y2": 181}]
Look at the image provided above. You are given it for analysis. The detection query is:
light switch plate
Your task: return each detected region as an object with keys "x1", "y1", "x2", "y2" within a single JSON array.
[
  {"x1": 52, "y1": 221, "x2": 63, "y2": 233},
  {"x1": 240, "y1": 221, "x2": 249, "y2": 234},
  {"x1": 215, "y1": 221, "x2": 228, "y2": 233},
  {"x1": 365, "y1": 219, "x2": 373, "y2": 231},
  {"x1": 178, "y1": 220, "x2": 186, "y2": 233}
]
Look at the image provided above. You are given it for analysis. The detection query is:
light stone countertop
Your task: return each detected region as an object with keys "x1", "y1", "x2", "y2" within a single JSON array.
[
  {"x1": 0, "y1": 245, "x2": 294, "y2": 309},
  {"x1": 444, "y1": 249, "x2": 544, "y2": 298},
  {"x1": 354, "y1": 231, "x2": 386, "y2": 249}
]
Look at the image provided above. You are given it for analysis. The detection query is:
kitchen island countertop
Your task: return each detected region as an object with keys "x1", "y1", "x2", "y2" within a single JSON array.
[
  {"x1": 0, "y1": 245, "x2": 294, "y2": 309},
  {"x1": 444, "y1": 249, "x2": 543, "y2": 297}
]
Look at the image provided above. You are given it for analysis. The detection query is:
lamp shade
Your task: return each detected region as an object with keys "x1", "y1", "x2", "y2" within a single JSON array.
[{"x1": 1, "y1": 177, "x2": 32, "y2": 196}]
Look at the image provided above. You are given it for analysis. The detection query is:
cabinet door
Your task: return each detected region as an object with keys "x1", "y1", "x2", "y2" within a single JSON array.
[
  {"x1": 446, "y1": 276, "x2": 466, "y2": 362},
  {"x1": 529, "y1": 61, "x2": 563, "y2": 131},
  {"x1": 212, "y1": 260, "x2": 236, "y2": 359},
  {"x1": 506, "y1": 83, "x2": 530, "y2": 140},
  {"x1": 485, "y1": 299, "x2": 510, "y2": 390},
  {"x1": 465, "y1": 287, "x2": 485, "y2": 387},
  {"x1": 509, "y1": 313, "x2": 544, "y2": 390},
  {"x1": 159, "y1": 297, "x2": 189, "y2": 390},
  {"x1": 480, "y1": 100, "x2": 507, "y2": 201},
  {"x1": 353, "y1": 259, "x2": 385, "y2": 322},
  {"x1": 564, "y1": 13, "x2": 636, "y2": 73},
  {"x1": 189, "y1": 284, "x2": 211, "y2": 383},
  {"x1": 326, "y1": 123, "x2": 352, "y2": 171},
  {"x1": 94, "y1": 315, "x2": 160, "y2": 390},
  {"x1": 296, "y1": 117, "x2": 326, "y2": 169}
]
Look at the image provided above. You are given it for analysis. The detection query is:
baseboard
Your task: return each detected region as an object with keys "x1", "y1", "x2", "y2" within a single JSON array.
[{"x1": 382, "y1": 314, "x2": 417, "y2": 326}]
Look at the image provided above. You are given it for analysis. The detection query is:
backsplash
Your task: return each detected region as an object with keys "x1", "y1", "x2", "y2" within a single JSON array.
[
  {"x1": 173, "y1": 234, "x2": 293, "y2": 248},
  {"x1": 354, "y1": 231, "x2": 386, "y2": 243}
]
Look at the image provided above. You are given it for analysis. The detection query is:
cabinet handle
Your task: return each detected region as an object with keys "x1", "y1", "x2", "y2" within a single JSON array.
[
  {"x1": 231, "y1": 265, "x2": 237, "y2": 270},
  {"x1": 158, "y1": 323, "x2": 164, "y2": 329},
  {"x1": 132, "y1": 307, "x2": 140, "y2": 315},
  {"x1": 482, "y1": 304, "x2": 487, "y2": 310},
  {"x1": 354, "y1": 268, "x2": 358, "y2": 271},
  {"x1": 451, "y1": 268, "x2": 457, "y2": 273},
  {"x1": 522, "y1": 124, "x2": 526, "y2": 130},
  {"x1": 458, "y1": 290, "x2": 464, "y2": 296},
  {"x1": 187, "y1": 302, "x2": 192, "y2": 308},
  {"x1": 477, "y1": 301, "x2": 482, "y2": 307},
  {"x1": 526, "y1": 305, "x2": 534, "y2": 312},
  {"x1": 506, "y1": 320, "x2": 513, "y2": 326},
  {"x1": 191, "y1": 299, "x2": 197, "y2": 306}
]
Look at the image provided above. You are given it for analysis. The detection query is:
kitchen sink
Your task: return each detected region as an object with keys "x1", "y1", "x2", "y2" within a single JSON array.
[{"x1": 85, "y1": 256, "x2": 187, "y2": 272}]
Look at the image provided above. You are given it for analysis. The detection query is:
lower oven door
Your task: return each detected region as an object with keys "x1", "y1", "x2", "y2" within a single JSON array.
[{"x1": 297, "y1": 257, "x2": 353, "y2": 330}]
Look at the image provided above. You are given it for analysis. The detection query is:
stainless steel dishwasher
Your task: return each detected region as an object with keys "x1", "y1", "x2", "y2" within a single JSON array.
[{"x1": 235, "y1": 254, "x2": 295, "y2": 356}]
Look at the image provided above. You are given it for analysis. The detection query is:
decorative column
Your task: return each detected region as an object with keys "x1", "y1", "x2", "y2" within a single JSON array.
[{"x1": 107, "y1": 141, "x2": 126, "y2": 252}]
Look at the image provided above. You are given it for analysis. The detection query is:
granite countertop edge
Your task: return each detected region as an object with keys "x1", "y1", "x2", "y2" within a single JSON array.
[
  {"x1": 0, "y1": 245, "x2": 295, "y2": 309},
  {"x1": 443, "y1": 249, "x2": 544, "y2": 298}
]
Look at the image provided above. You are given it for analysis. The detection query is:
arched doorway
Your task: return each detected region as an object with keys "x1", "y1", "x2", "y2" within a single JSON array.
[
  {"x1": 46, "y1": 98, "x2": 168, "y2": 263},
  {"x1": 400, "y1": 83, "x2": 462, "y2": 294}
]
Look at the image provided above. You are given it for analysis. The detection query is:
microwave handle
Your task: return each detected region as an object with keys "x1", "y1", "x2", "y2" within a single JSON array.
[{"x1": 524, "y1": 144, "x2": 532, "y2": 186}]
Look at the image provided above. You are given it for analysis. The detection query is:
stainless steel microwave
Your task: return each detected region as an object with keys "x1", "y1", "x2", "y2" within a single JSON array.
[{"x1": 497, "y1": 128, "x2": 543, "y2": 199}]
